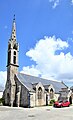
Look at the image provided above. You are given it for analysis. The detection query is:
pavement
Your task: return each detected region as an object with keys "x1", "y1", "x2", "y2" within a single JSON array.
[{"x1": 0, "y1": 105, "x2": 73, "y2": 120}]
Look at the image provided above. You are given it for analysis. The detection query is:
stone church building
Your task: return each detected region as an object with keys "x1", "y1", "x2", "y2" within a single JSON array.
[{"x1": 3, "y1": 16, "x2": 72, "y2": 107}]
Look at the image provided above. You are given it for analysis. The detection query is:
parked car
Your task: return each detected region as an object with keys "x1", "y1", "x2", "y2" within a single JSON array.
[{"x1": 53, "y1": 100, "x2": 70, "y2": 108}]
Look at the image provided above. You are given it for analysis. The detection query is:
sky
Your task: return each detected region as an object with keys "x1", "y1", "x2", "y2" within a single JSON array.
[{"x1": 0, "y1": 0, "x2": 73, "y2": 89}]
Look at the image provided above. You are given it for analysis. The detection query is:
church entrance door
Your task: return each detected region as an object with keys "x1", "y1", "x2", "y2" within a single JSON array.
[
  {"x1": 7, "y1": 93, "x2": 10, "y2": 105},
  {"x1": 46, "y1": 94, "x2": 48, "y2": 105},
  {"x1": 69, "y1": 96, "x2": 72, "y2": 104}
]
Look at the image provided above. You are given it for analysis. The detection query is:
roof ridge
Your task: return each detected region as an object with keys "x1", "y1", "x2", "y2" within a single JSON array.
[{"x1": 19, "y1": 72, "x2": 61, "y2": 83}]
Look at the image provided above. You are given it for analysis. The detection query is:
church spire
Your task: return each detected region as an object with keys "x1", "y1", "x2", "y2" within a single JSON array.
[
  {"x1": 11, "y1": 14, "x2": 16, "y2": 42},
  {"x1": 7, "y1": 15, "x2": 19, "y2": 67}
]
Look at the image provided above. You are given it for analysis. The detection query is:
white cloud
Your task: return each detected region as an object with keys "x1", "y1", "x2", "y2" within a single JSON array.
[
  {"x1": 1, "y1": 36, "x2": 73, "y2": 87},
  {"x1": 0, "y1": 71, "x2": 7, "y2": 88},
  {"x1": 71, "y1": 0, "x2": 73, "y2": 5},
  {"x1": 21, "y1": 65, "x2": 41, "y2": 77},
  {"x1": 21, "y1": 36, "x2": 73, "y2": 84},
  {"x1": 49, "y1": 0, "x2": 73, "y2": 8},
  {"x1": 49, "y1": 0, "x2": 60, "y2": 9}
]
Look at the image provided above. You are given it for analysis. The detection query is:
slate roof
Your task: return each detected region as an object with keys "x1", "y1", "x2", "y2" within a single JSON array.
[
  {"x1": 16, "y1": 73, "x2": 68, "y2": 93},
  {"x1": 70, "y1": 86, "x2": 73, "y2": 90}
]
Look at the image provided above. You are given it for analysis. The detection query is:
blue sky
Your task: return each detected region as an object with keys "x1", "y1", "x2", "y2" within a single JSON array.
[{"x1": 0, "y1": 0, "x2": 73, "y2": 88}]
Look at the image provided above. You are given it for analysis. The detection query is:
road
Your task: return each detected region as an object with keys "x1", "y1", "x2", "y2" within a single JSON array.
[{"x1": 0, "y1": 106, "x2": 73, "y2": 120}]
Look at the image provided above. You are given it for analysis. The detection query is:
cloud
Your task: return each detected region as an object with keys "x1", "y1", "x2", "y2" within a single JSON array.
[
  {"x1": 21, "y1": 36, "x2": 73, "y2": 85},
  {"x1": 21, "y1": 65, "x2": 41, "y2": 77},
  {"x1": 0, "y1": 71, "x2": 7, "y2": 89},
  {"x1": 71, "y1": 0, "x2": 73, "y2": 5},
  {"x1": 49, "y1": 0, "x2": 73, "y2": 8},
  {"x1": 1, "y1": 36, "x2": 73, "y2": 87},
  {"x1": 49, "y1": 0, "x2": 60, "y2": 9}
]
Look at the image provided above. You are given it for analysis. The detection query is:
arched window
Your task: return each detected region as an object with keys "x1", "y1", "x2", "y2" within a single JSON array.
[
  {"x1": 13, "y1": 51, "x2": 16, "y2": 64},
  {"x1": 13, "y1": 56, "x2": 16, "y2": 64},
  {"x1": 13, "y1": 44, "x2": 17, "y2": 50},
  {"x1": 38, "y1": 87, "x2": 42, "y2": 99},
  {"x1": 50, "y1": 88, "x2": 54, "y2": 99},
  {"x1": 14, "y1": 51, "x2": 16, "y2": 55},
  {"x1": 50, "y1": 88, "x2": 53, "y2": 92}
]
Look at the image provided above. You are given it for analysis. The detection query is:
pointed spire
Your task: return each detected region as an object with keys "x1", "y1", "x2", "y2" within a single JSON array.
[{"x1": 11, "y1": 14, "x2": 16, "y2": 42}]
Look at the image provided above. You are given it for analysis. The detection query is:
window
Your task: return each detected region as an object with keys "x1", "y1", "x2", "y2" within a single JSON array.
[
  {"x1": 38, "y1": 87, "x2": 42, "y2": 99},
  {"x1": 14, "y1": 51, "x2": 16, "y2": 55},
  {"x1": 50, "y1": 88, "x2": 54, "y2": 99},
  {"x1": 13, "y1": 56, "x2": 16, "y2": 64},
  {"x1": 13, "y1": 51, "x2": 16, "y2": 64},
  {"x1": 13, "y1": 44, "x2": 17, "y2": 50},
  {"x1": 50, "y1": 88, "x2": 53, "y2": 92}
]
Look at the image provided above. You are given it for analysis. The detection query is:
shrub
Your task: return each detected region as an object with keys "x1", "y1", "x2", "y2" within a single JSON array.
[
  {"x1": 50, "y1": 99, "x2": 55, "y2": 105},
  {"x1": 48, "y1": 103, "x2": 53, "y2": 106},
  {"x1": 0, "y1": 98, "x2": 5, "y2": 105}
]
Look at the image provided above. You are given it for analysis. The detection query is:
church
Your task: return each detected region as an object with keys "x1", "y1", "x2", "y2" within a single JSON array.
[{"x1": 3, "y1": 16, "x2": 72, "y2": 107}]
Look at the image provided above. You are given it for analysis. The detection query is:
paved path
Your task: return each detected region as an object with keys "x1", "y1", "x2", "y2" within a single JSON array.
[{"x1": 0, "y1": 106, "x2": 73, "y2": 120}]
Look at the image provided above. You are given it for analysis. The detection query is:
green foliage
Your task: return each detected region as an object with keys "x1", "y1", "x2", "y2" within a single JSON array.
[
  {"x1": 0, "y1": 98, "x2": 4, "y2": 105},
  {"x1": 48, "y1": 99, "x2": 55, "y2": 106},
  {"x1": 48, "y1": 103, "x2": 53, "y2": 106},
  {"x1": 50, "y1": 99, "x2": 55, "y2": 105}
]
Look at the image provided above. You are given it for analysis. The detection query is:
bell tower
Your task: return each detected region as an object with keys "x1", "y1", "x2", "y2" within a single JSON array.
[
  {"x1": 7, "y1": 15, "x2": 19, "y2": 68},
  {"x1": 6, "y1": 15, "x2": 19, "y2": 106}
]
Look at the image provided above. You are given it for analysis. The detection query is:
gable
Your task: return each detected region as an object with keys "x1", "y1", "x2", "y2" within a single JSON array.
[{"x1": 16, "y1": 74, "x2": 34, "y2": 92}]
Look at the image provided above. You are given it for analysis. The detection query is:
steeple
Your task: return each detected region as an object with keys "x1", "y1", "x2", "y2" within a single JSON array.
[
  {"x1": 7, "y1": 15, "x2": 19, "y2": 67},
  {"x1": 11, "y1": 14, "x2": 16, "y2": 42},
  {"x1": 6, "y1": 15, "x2": 19, "y2": 106}
]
